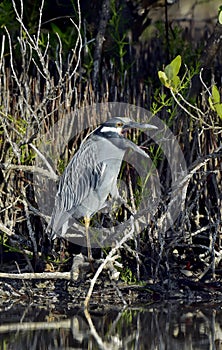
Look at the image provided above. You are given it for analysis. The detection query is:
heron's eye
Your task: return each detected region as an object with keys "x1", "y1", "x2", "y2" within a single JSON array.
[{"x1": 116, "y1": 122, "x2": 123, "y2": 127}]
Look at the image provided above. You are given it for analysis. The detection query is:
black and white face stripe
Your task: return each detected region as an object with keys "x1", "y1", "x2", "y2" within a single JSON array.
[
  {"x1": 95, "y1": 118, "x2": 125, "y2": 137},
  {"x1": 99, "y1": 125, "x2": 123, "y2": 135}
]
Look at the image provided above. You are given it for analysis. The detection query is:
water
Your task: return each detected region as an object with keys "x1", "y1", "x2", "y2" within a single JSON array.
[{"x1": 0, "y1": 301, "x2": 222, "y2": 349}]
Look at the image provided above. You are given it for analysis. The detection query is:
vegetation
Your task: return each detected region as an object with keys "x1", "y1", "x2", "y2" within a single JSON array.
[{"x1": 0, "y1": 0, "x2": 221, "y2": 304}]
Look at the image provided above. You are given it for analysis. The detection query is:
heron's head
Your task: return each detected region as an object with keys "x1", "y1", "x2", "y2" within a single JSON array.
[{"x1": 95, "y1": 117, "x2": 157, "y2": 138}]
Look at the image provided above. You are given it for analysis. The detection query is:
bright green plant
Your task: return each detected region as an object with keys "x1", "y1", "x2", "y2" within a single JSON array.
[
  {"x1": 158, "y1": 55, "x2": 221, "y2": 129},
  {"x1": 158, "y1": 55, "x2": 182, "y2": 92},
  {"x1": 121, "y1": 266, "x2": 137, "y2": 284},
  {"x1": 218, "y1": 5, "x2": 222, "y2": 24},
  {"x1": 209, "y1": 85, "x2": 222, "y2": 120}
]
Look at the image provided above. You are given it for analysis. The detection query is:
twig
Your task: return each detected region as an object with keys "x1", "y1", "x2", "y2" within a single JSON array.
[
  {"x1": 199, "y1": 68, "x2": 212, "y2": 96},
  {"x1": 84, "y1": 217, "x2": 135, "y2": 309},
  {"x1": 0, "y1": 113, "x2": 21, "y2": 162},
  {"x1": 36, "y1": 0, "x2": 44, "y2": 47},
  {"x1": 29, "y1": 144, "x2": 57, "y2": 180},
  {"x1": 171, "y1": 89, "x2": 221, "y2": 130},
  {"x1": 69, "y1": 15, "x2": 82, "y2": 81},
  {"x1": 21, "y1": 194, "x2": 38, "y2": 257},
  {"x1": 0, "y1": 223, "x2": 14, "y2": 236},
  {"x1": 0, "y1": 35, "x2": 5, "y2": 71},
  {"x1": 0, "y1": 271, "x2": 72, "y2": 280},
  {"x1": 0, "y1": 163, "x2": 58, "y2": 180}
]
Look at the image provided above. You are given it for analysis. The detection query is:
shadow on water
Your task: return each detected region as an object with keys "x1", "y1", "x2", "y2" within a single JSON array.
[{"x1": 0, "y1": 302, "x2": 222, "y2": 349}]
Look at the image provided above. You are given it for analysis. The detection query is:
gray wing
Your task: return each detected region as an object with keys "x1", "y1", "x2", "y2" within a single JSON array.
[{"x1": 48, "y1": 137, "x2": 104, "y2": 235}]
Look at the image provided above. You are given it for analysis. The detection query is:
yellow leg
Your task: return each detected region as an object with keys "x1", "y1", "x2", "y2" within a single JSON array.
[{"x1": 85, "y1": 216, "x2": 93, "y2": 261}]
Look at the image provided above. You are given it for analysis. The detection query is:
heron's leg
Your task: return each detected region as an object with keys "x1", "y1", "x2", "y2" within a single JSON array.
[{"x1": 84, "y1": 216, "x2": 92, "y2": 261}]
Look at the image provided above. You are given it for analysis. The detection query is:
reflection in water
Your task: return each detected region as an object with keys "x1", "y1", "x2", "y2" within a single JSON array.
[{"x1": 0, "y1": 302, "x2": 222, "y2": 349}]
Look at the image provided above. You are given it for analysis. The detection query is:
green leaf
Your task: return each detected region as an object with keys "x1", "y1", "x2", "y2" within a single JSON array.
[
  {"x1": 209, "y1": 85, "x2": 222, "y2": 119},
  {"x1": 218, "y1": 6, "x2": 222, "y2": 24},
  {"x1": 209, "y1": 96, "x2": 215, "y2": 111},
  {"x1": 158, "y1": 71, "x2": 169, "y2": 87},
  {"x1": 165, "y1": 55, "x2": 181, "y2": 80},
  {"x1": 158, "y1": 55, "x2": 181, "y2": 91},
  {"x1": 212, "y1": 85, "x2": 220, "y2": 103},
  {"x1": 165, "y1": 64, "x2": 174, "y2": 81},
  {"x1": 172, "y1": 76, "x2": 180, "y2": 90},
  {"x1": 171, "y1": 55, "x2": 182, "y2": 76},
  {"x1": 215, "y1": 104, "x2": 222, "y2": 119}
]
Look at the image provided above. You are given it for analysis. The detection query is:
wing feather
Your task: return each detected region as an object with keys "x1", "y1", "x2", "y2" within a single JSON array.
[{"x1": 49, "y1": 137, "x2": 104, "y2": 234}]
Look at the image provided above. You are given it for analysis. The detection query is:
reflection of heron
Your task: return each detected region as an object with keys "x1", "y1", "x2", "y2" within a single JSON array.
[{"x1": 48, "y1": 117, "x2": 157, "y2": 260}]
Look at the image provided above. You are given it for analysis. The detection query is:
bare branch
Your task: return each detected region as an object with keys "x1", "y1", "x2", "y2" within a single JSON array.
[
  {"x1": 36, "y1": 0, "x2": 45, "y2": 47},
  {"x1": 0, "y1": 163, "x2": 58, "y2": 180},
  {"x1": 0, "y1": 271, "x2": 72, "y2": 280},
  {"x1": 0, "y1": 223, "x2": 15, "y2": 236},
  {"x1": 84, "y1": 217, "x2": 135, "y2": 309},
  {"x1": 29, "y1": 144, "x2": 57, "y2": 180}
]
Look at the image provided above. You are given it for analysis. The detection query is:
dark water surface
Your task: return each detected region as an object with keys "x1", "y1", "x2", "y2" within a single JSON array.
[{"x1": 0, "y1": 301, "x2": 222, "y2": 349}]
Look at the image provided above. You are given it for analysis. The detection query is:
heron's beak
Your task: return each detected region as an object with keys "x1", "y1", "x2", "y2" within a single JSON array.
[
  {"x1": 123, "y1": 121, "x2": 158, "y2": 132},
  {"x1": 122, "y1": 121, "x2": 158, "y2": 157}
]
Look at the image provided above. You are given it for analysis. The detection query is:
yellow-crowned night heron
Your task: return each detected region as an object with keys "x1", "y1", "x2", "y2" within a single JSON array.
[{"x1": 48, "y1": 117, "x2": 157, "y2": 260}]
